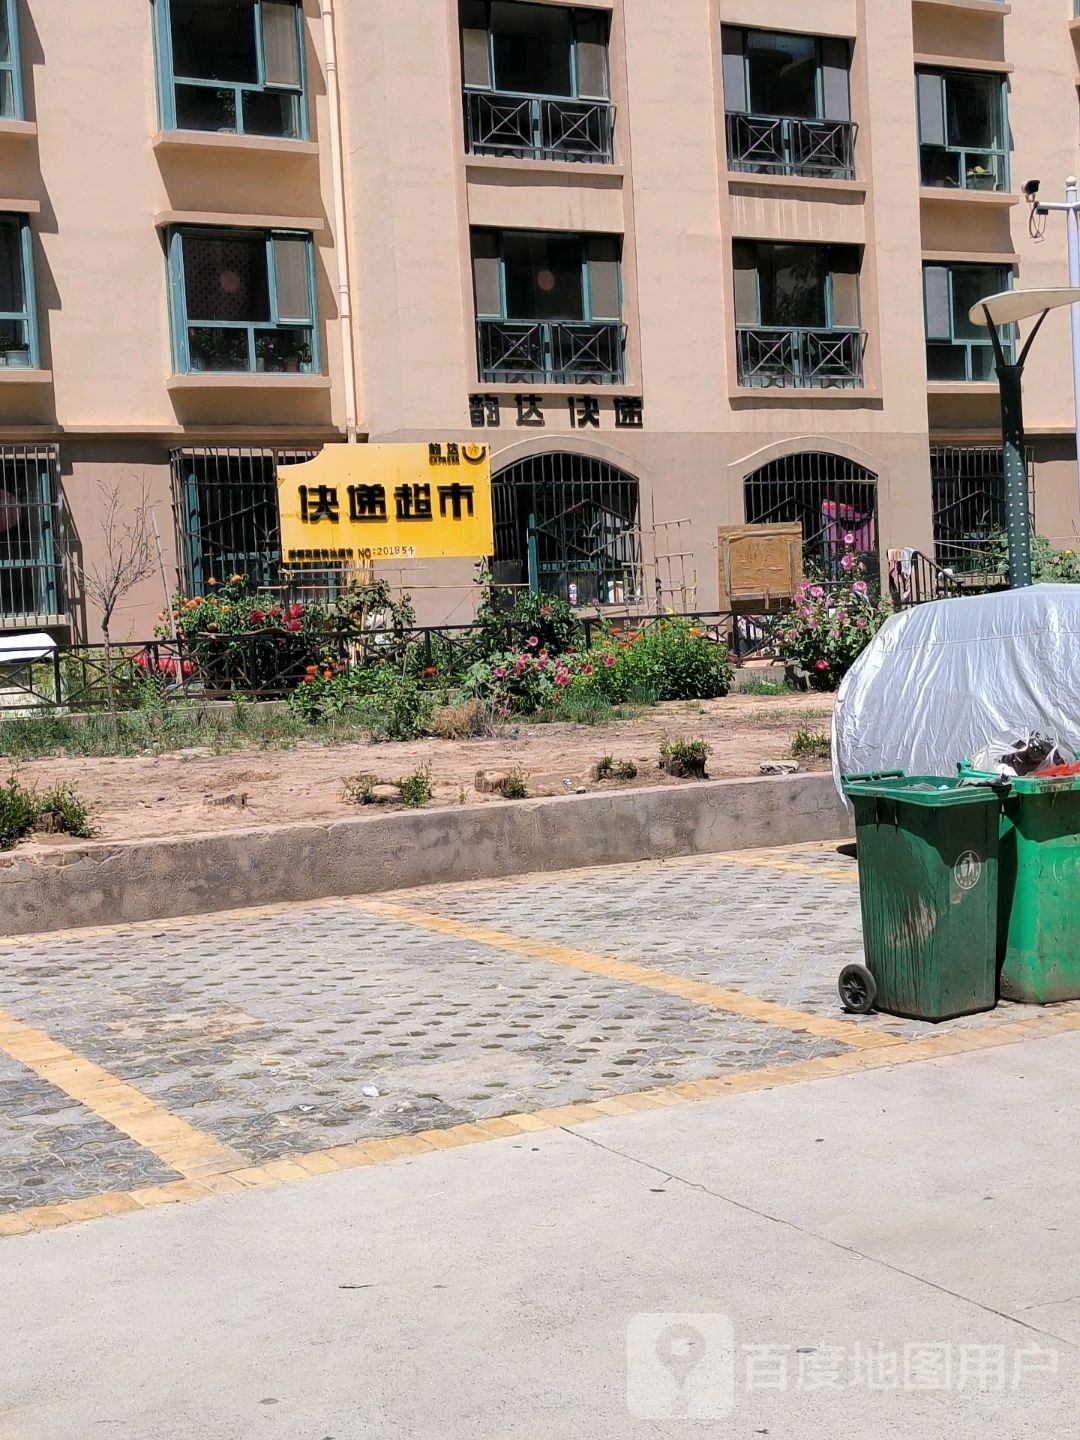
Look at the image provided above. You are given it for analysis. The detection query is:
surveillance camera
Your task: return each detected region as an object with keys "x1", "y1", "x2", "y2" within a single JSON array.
[{"x1": 1022, "y1": 179, "x2": 1041, "y2": 198}]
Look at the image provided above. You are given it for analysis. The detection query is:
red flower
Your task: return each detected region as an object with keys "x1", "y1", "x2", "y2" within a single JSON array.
[
  {"x1": 423, "y1": 666, "x2": 437, "y2": 678},
  {"x1": 287, "y1": 619, "x2": 302, "y2": 632},
  {"x1": 268, "y1": 607, "x2": 283, "y2": 620},
  {"x1": 288, "y1": 603, "x2": 303, "y2": 620},
  {"x1": 248, "y1": 608, "x2": 265, "y2": 625}
]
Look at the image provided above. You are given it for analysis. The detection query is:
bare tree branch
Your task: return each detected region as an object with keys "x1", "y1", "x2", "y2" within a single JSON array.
[{"x1": 71, "y1": 478, "x2": 158, "y2": 641}]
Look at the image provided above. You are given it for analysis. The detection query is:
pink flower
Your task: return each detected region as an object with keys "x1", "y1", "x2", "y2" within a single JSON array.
[
  {"x1": 603, "y1": 653, "x2": 616, "y2": 668},
  {"x1": 287, "y1": 619, "x2": 302, "y2": 632},
  {"x1": 498, "y1": 706, "x2": 510, "y2": 718},
  {"x1": 800, "y1": 607, "x2": 813, "y2": 620},
  {"x1": 852, "y1": 580, "x2": 868, "y2": 596},
  {"x1": 581, "y1": 663, "x2": 593, "y2": 677},
  {"x1": 555, "y1": 673, "x2": 570, "y2": 687},
  {"x1": 855, "y1": 618, "x2": 867, "y2": 630},
  {"x1": 810, "y1": 585, "x2": 825, "y2": 600},
  {"x1": 538, "y1": 649, "x2": 548, "y2": 661},
  {"x1": 807, "y1": 618, "x2": 819, "y2": 630},
  {"x1": 793, "y1": 587, "x2": 806, "y2": 604},
  {"x1": 840, "y1": 555, "x2": 855, "y2": 572},
  {"x1": 843, "y1": 532, "x2": 855, "y2": 546},
  {"x1": 815, "y1": 659, "x2": 829, "y2": 671},
  {"x1": 494, "y1": 667, "x2": 506, "y2": 679},
  {"x1": 527, "y1": 636, "x2": 539, "y2": 648},
  {"x1": 513, "y1": 660, "x2": 526, "y2": 676},
  {"x1": 786, "y1": 630, "x2": 797, "y2": 642},
  {"x1": 830, "y1": 629, "x2": 840, "y2": 641},
  {"x1": 536, "y1": 657, "x2": 548, "y2": 671},
  {"x1": 549, "y1": 692, "x2": 560, "y2": 705}
]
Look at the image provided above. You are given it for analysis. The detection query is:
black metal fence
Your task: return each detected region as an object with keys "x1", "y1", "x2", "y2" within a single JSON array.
[{"x1": 0, "y1": 611, "x2": 772, "y2": 713}]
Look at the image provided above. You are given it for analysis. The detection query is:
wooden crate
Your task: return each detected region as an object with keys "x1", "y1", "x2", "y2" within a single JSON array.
[{"x1": 717, "y1": 524, "x2": 803, "y2": 611}]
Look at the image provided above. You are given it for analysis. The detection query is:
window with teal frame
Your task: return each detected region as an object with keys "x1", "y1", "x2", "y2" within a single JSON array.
[
  {"x1": 0, "y1": 214, "x2": 38, "y2": 369},
  {"x1": 924, "y1": 262, "x2": 1014, "y2": 382},
  {"x1": 167, "y1": 226, "x2": 319, "y2": 375},
  {"x1": 153, "y1": 0, "x2": 307, "y2": 140},
  {"x1": 0, "y1": 0, "x2": 24, "y2": 120}
]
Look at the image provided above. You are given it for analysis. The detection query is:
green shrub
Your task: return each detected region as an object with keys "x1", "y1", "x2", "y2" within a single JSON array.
[
  {"x1": 0, "y1": 775, "x2": 37, "y2": 849},
  {"x1": 591, "y1": 621, "x2": 733, "y2": 704},
  {"x1": 358, "y1": 668, "x2": 434, "y2": 742},
  {"x1": 471, "y1": 589, "x2": 582, "y2": 660},
  {"x1": 398, "y1": 766, "x2": 434, "y2": 808},
  {"x1": 988, "y1": 532, "x2": 1080, "y2": 585},
  {"x1": 0, "y1": 774, "x2": 96, "y2": 849},
  {"x1": 592, "y1": 755, "x2": 638, "y2": 782},
  {"x1": 341, "y1": 774, "x2": 380, "y2": 805},
  {"x1": 498, "y1": 768, "x2": 529, "y2": 800},
  {"x1": 659, "y1": 738, "x2": 711, "y2": 779}
]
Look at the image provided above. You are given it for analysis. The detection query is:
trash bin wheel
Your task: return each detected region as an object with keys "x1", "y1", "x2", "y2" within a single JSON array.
[{"x1": 838, "y1": 963, "x2": 877, "y2": 1014}]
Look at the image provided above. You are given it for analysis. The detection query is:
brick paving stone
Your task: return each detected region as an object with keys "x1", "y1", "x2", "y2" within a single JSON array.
[
  {"x1": 0, "y1": 900, "x2": 841, "y2": 1170},
  {"x1": 0, "y1": 1053, "x2": 176, "y2": 1211}
]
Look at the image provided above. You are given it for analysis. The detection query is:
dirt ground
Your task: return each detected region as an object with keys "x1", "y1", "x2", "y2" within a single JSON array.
[{"x1": 10, "y1": 693, "x2": 833, "y2": 849}]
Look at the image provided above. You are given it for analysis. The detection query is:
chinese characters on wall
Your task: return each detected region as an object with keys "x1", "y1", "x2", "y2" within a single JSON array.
[{"x1": 468, "y1": 394, "x2": 645, "y2": 431}]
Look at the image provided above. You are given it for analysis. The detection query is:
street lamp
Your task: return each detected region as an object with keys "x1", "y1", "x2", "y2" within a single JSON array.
[
  {"x1": 968, "y1": 287, "x2": 1080, "y2": 589},
  {"x1": 1025, "y1": 179, "x2": 1080, "y2": 509}
]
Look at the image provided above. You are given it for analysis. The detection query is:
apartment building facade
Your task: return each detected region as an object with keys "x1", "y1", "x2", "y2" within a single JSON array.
[{"x1": 0, "y1": 0, "x2": 1076, "y2": 638}]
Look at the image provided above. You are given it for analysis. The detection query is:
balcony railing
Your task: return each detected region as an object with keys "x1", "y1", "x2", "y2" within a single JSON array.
[
  {"x1": 736, "y1": 327, "x2": 865, "y2": 390},
  {"x1": 464, "y1": 89, "x2": 614, "y2": 164},
  {"x1": 478, "y1": 319, "x2": 626, "y2": 385},
  {"x1": 726, "y1": 113, "x2": 857, "y2": 181}
]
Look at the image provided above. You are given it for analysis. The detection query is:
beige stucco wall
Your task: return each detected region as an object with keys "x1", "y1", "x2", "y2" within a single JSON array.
[{"x1": 4, "y1": 0, "x2": 1080, "y2": 641}]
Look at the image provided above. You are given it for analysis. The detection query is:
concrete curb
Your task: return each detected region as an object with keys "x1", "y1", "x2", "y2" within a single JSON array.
[{"x1": 0, "y1": 773, "x2": 851, "y2": 937}]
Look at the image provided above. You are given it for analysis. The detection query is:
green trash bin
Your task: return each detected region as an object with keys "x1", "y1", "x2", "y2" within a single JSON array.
[
  {"x1": 959, "y1": 764, "x2": 1080, "y2": 1004},
  {"x1": 839, "y1": 772, "x2": 1001, "y2": 1022}
]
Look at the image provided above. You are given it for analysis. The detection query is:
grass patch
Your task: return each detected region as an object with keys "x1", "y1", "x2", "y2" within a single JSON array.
[
  {"x1": 0, "y1": 773, "x2": 97, "y2": 850},
  {"x1": 659, "y1": 738, "x2": 710, "y2": 780},
  {"x1": 499, "y1": 768, "x2": 529, "y2": 800},
  {"x1": 428, "y1": 699, "x2": 491, "y2": 740},
  {"x1": 739, "y1": 679, "x2": 792, "y2": 697},
  {"x1": 791, "y1": 727, "x2": 831, "y2": 761},
  {"x1": 592, "y1": 755, "x2": 638, "y2": 782}
]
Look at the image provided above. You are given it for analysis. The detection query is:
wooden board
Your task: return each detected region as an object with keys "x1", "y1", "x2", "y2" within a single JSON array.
[{"x1": 717, "y1": 524, "x2": 803, "y2": 610}]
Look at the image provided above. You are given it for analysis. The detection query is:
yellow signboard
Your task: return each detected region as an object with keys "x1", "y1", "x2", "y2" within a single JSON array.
[{"x1": 277, "y1": 443, "x2": 493, "y2": 565}]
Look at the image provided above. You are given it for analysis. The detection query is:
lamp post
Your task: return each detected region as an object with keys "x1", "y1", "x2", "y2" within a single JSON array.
[
  {"x1": 969, "y1": 288, "x2": 1080, "y2": 589},
  {"x1": 1027, "y1": 180, "x2": 1080, "y2": 509}
]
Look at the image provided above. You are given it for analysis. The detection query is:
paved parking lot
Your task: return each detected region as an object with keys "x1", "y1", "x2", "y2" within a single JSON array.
[{"x1": 1, "y1": 840, "x2": 1077, "y2": 1231}]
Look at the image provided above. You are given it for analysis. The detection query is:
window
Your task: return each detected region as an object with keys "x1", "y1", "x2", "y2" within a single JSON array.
[
  {"x1": 472, "y1": 228, "x2": 625, "y2": 384},
  {"x1": 722, "y1": 27, "x2": 854, "y2": 179},
  {"x1": 931, "y1": 444, "x2": 1032, "y2": 575},
  {"x1": 0, "y1": 0, "x2": 23, "y2": 120},
  {"x1": 733, "y1": 242, "x2": 863, "y2": 388},
  {"x1": 172, "y1": 447, "x2": 315, "y2": 593},
  {"x1": 155, "y1": 0, "x2": 306, "y2": 140},
  {"x1": 0, "y1": 445, "x2": 63, "y2": 624},
  {"x1": 167, "y1": 227, "x2": 318, "y2": 375},
  {"x1": 917, "y1": 69, "x2": 1008, "y2": 192},
  {"x1": 461, "y1": 1, "x2": 612, "y2": 162},
  {"x1": 744, "y1": 452, "x2": 879, "y2": 578},
  {"x1": 491, "y1": 454, "x2": 642, "y2": 604},
  {"x1": 0, "y1": 215, "x2": 37, "y2": 368},
  {"x1": 923, "y1": 263, "x2": 1013, "y2": 381}
]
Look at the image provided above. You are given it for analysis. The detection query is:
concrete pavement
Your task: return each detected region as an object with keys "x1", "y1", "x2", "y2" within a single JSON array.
[{"x1": 1, "y1": 842, "x2": 1078, "y2": 1437}]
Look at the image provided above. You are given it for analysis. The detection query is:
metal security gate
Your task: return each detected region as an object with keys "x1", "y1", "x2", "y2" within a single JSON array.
[
  {"x1": 931, "y1": 444, "x2": 1034, "y2": 575},
  {"x1": 171, "y1": 447, "x2": 315, "y2": 593},
  {"x1": 744, "y1": 452, "x2": 879, "y2": 577},
  {"x1": 492, "y1": 453, "x2": 642, "y2": 604},
  {"x1": 0, "y1": 444, "x2": 65, "y2": 628}
]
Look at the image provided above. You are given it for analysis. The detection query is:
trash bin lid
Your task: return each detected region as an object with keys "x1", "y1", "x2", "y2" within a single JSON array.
[{"x1": 842, "y1": 774, "x2": 1001, "y2": 807}]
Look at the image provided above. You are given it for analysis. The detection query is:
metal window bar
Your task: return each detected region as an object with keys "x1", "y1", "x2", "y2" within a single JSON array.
[
  {"x1": 491, "y1": 453, "x2": 643, "y2": 605},
  {"x1": 736, "y1": 327, "x2": 864, "y2": 389},
  {"x1": 477, "y1": 319, "x2": 626, "y2": 385},
  {"x1": 743, "y1": 452, "x2": 879, "y2": 579},
  {"x1": 726, "y1": 114, "x2": 856, "y2": 180},
  {"x1": 170, "y1": 446, "x2": 317, "y2": 596},
  {"x1": 0, "y1": 444, "x2": 65, "y2": 628},
  {"x1": 919, "y1": 143, "x2": 1007, "y2": 193},
  {"x1": 463, "y1": 89, "x2": 614, "y2": 163},
  {"x1": 930, "y1": 444, "x2": 1035, "y2": 576}
]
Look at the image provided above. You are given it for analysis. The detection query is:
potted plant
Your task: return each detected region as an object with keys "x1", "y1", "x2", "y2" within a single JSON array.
[
  {"x1": 286, "y1": 341, "x2": 313, "y2": 374},
  {"x1": 3, "y1": 343, "x2": 30, "y2": 368}
]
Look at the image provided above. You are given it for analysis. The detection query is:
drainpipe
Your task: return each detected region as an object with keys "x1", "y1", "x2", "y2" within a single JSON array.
[{"x1": 320, "y1": 0, "x2": 359, "y2": 442}]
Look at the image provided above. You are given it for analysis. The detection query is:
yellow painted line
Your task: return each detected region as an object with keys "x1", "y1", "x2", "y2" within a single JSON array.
[
  {"x1": 6, "y1": 1009, "x2": 1080, "y2": 1240},
  {"x1": 349, "y1": 897, "x2": 894, "y2": 1052},
  {"x1": 0, "y1": 1010, "x2": 244, "y2": 1180},
  {"x1": 712, "y1": 852, "x2": 858, "y2": 883}
]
